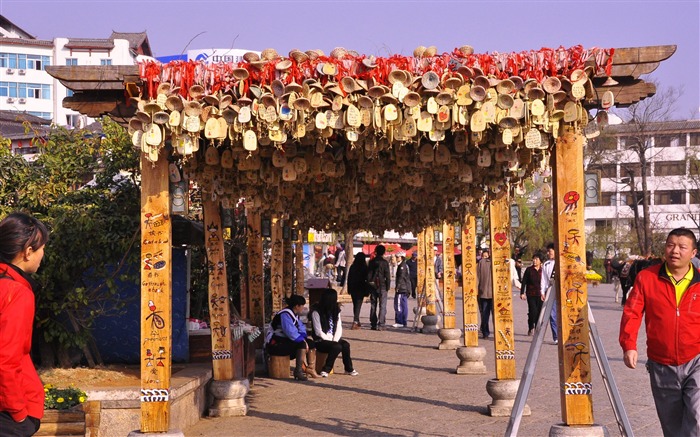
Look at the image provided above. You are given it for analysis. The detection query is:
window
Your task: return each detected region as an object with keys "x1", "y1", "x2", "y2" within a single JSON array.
[
  {"x1": 625, "y1": 192, "x2": 647, "y2": 207},
  {"x1": 65, "y1": 58, "x2": 78, "y2": 66},
  {"x1": 690, "y1": 190, "x2": 700, "y2": 205},
  {"x1": 0, "y1": 53, "x2": 8, "y2": 68},
  {"x1": 595, "y1": 220, "x2": 613, "y2": 230},
  {"x1": 1, "y1": 83, "x2": 50, "y2": 99},
  {"x1": 655, "y1": 161, "x2": 687, "y2": 176},
  {"x1": 100, "y1": 59, "x2": 112, "y2": 66},
  {"x1": 620, "y1": 163, "x2": 646, "y2": 178},
  {"x1": 26, "y1": 55, "x2": 50, "y2": 70},
  {"x1": 691, "y1": 160, "x2": 700, "y2": 176},
  {"x1": 590, "y1": 164, "x2": 617, "y2": 178},
  {"x1": 654, "y1": 190, "x2": 685, "y2": 205},
  {"x1": 690, "y1": 133, "x2": 700, "y2": 147},
  {"x1": 601, "y1": 192, "x2": 616, "y2": 206},
  {"x1": 655, "y1": 136, "x2": 680, "y2": 148}
]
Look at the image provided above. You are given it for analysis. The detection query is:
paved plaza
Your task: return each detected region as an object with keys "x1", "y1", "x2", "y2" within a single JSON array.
[{"x1": 184, "y1": 283, "x2": 663, "y2": 436}]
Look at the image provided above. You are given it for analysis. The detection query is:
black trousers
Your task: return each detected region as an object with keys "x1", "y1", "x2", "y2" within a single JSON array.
[
  {"x1": 0, "y1": 412, "x2": 40, "y2": 437},
  {"x1": 526, "y1": 295, "x2": 544, "y2": 331},
  {"x1": 267, "y1": 336, "x2": 314, "y2": 358},
  {"x1": 351, "y1": 293, "x2": 364, "y2": 323},
  {"x1": 315, "y1": 339, "x2": 353, "y2": 372}
]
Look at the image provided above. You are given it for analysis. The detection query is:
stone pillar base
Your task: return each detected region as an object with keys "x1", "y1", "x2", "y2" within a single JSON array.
[
  {"x1": 549, "y1": 424, "x2": 609, "y2": 437},
  {"x1": 413, "y1": 306, "x2": 426, "y2": 329},
  {"x1": 209, "y1": 379, "x2": 250, "y2": 417},
  {"x1": 128, "y1": 431, "x2": 184, "y2": 437},
  {"x1": 421, "y1": 314, "x2": 439, "y2": 334},
  {"x1": 486, "y1": 378, "x2": 531, "y2": 417},
  {"x1": 455, "y1": 346, "x2": 487, "y2": 374},
  {"x1": 437, "y1": 328, "x2": 462, "y2": 350}
]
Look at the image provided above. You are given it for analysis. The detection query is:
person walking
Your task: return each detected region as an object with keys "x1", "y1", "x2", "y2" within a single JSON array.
[
  {"x1": 619, "y1": 228, "x2": 700, "y2": 437},
  {"x1": 346, "y1": 252, "x2": 369, "y2": 330},
  {"x1": 406, "y1": 253, "x2": 418, "y2": 299},
  {"x1": 476, "y1": 248, "x2": 493, "y2": 339},
  {"x1": 367, "y1": 245, "x2": 390, "y2": 331},
  {"x1": 519, "y1": 253, "x2": 544, "y2": 336},
  {"x1": 541, "y1": 243, "x2": 558, "y2": 344},
  {"x1": 310, "y1": 288, "x2": 358, "y2": 377},
  {"x1": 335, "y1": 244, "x2": 347, "y2": 287},
  {"x1": 392, "y1": 253, "x2": 410, "y2": 328},
  {"x1": 0, "y1": 212, "x2": 50, "y2": 437}
]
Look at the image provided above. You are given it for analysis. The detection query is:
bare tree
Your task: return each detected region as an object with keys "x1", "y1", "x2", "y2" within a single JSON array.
[{"x1": 587, "y1": 84, "x2": 683, "y2": 255}]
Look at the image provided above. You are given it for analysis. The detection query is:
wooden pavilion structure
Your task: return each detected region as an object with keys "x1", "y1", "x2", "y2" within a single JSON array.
[{"x1": 47, "y1": 44, "x2": 675, "y2": 434}]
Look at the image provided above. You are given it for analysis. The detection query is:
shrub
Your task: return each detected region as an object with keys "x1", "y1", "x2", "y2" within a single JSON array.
[{"x1": 44, "y1": 384, "x2": 87, "y2": 410}]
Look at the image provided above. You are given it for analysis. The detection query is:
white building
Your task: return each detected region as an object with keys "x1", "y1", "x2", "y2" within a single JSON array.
[
  {"x1": 585, "y1": 119, "x2": 700, "y2": 246},
  {"x1": 0, "y1": 15, "x2": 151, "y2": 132}
]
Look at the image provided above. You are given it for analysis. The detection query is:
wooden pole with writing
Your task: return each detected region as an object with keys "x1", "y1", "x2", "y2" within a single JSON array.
[
  {"x1": 489, "y1": 194, "x2": 516, "y2": 380},
  {"x1": 424, "y1": 226, "x2": 436, "y2": 316},
  {"x1": 139, "y1": 155, "x2": 172, "y2": 433},
  {"x1": 461, "y1": 215, "x2": 479, "y2": 347},
  {"x1": 294, "y1": 226, "x2": 305, "y2": 296},
  {"x1": 442, "y1": 222, "x2": 456, "y2": 329},
  {"x1": 246, "y1": 208, "x2": 265, "y2": 328},
  {"x1": 417, "y1": 230, "x2": 425, "y2": 301},
  {"x1": 203, "y1": 198, "x2": 234, "y2": 381},
  {"x1": 270, "y1": 217, "x2": 284, "y2": 315},
  {"x1": 553, "y1": 126, "x2": 594, "y2": 425},
  {"x1": 283, "y1": 222, "x2": 293, "y2": 300}
]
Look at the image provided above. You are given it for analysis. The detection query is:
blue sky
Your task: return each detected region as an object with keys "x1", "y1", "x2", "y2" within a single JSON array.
[{"x1": 2, "y1": 0, "x2": 698, "y2": 118}]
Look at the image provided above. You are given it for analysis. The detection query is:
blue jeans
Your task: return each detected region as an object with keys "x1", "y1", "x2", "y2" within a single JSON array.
[{"x1": 478, "y1": 297, "x2": 493, "y2": 338}]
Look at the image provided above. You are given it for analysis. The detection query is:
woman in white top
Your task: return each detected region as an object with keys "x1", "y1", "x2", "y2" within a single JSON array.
[{"x1": 309, "y1": 288, "x2": 358, "y2": 377}]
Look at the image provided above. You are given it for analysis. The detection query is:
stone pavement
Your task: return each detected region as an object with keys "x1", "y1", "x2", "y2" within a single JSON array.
[{"x1": 184, "y1": 284, "x2": 663, "y2": 436}]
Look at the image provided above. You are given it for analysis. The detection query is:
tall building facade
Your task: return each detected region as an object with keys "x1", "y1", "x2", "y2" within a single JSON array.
[{"x1": 585, "y1": 119, "x2": 700, "y2": 250}]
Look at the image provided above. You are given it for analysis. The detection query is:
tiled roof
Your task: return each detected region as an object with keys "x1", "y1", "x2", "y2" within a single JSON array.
[
  {"x1": 0, "y1": 37, "x2": 53, "y2": 47},
  {"x1": 0, "y1": 110, "x2": 51, "y2": 140},
  {"x1": 605, "y1": 119, "x2": 700, "y2": 135},
  {"x1": 64, "y1": 38, "x2": 115, "y2": 50},
  {"x1": 110, "y1": 31, "x2": 146, "y2": 49}
]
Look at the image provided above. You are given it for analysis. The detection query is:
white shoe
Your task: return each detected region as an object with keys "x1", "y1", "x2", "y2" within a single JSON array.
[
  {"x1": 391, "y1": 323, "x2": 403, "y2": 328},
  {"x1": 345, "y1": 370, "x2": 359, "y2": 376},
  {"x1": 320, "y1": 371, "x2": 329, "y2": 377},
  {"x1": 553, "y1": 340, "x2": 558, "y2": 345}
]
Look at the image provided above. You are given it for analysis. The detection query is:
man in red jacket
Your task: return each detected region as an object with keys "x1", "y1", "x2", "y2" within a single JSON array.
[{"x1": 619, "y1": 228, "x2": 700, "y2": 437}]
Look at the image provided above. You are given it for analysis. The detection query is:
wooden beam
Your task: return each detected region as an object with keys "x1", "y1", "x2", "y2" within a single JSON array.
[
  {"x1": 46, "y1": 65, "x2": 139, "y2": 82},
  {"x1": 489, "y1": 195, "x2": 516, "y2": 380},
  {"x1": 587, "y1": 81, "x2": 657, "y2": 108},
  {"x1": 553, "y1": 126, "x2": 594, "y2": 425},
  {"x1": 58, "y1": 80, "x2": 126, "y2": 91},
  {"x1": 598, "y1": 62, "x2": 660, "y2": 79},
  {"x1": 610, "y1": 45, "x2": 676, "y2": 64},
  {"x1": 139, "y1": 154, "x2": 172, "y2": 433}
]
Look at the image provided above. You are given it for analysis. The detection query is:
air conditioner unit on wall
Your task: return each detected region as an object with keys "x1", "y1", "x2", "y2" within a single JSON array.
[
  {"x1": 18, "y1": 98, "x2": 26, "y2": 104},
  {"x1": 6, "y1": 97, "x2": 14, "y2": 103},
  {"x1": 18, "y1": 69, "x2": 26, "y2": 75},
  {"x1": 6, "y1": 68, "x2": 14, "y2": 74}
]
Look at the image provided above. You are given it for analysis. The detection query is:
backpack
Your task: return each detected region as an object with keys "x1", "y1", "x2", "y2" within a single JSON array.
[
  {"x1": 367, "y1": 264, "x2": 381, "y2": 292},
  {"x1": 263, "y1": 308, "x2": 295, "y2": 346}
]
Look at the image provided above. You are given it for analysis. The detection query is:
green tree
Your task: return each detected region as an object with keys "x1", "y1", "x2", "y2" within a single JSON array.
[{"x1": 1, "y1": 118, "x2": 141, "y2": 367}]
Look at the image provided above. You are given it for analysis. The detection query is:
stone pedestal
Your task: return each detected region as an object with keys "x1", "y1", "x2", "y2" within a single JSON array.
[
  {"x1": 208, "y1": 379, "x2": 250, "y2": 417},
  {"x1": 421, "y1": 314, "x2": 439, "y2": 334},
  {"x1": 549, "y1": 424, "x2": 609, "y2": 437},
  {"x1": 413, "y1": 306, "x2": 426, "y2": 329},
  {"x1": 485, "y1": 379, "x2": 530, "y2": 417},
  {"x1": 128, "y1": 431, "x2": 184, "y2": 437},
  {"x1": 437, "y1": 328, "x2": 462, "y2": 350},
  {"x1": 455, "y1": 346, "x2": 487, "y2": 374}
]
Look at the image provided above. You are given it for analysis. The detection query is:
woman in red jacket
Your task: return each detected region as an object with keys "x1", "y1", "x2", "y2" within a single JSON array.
[{"x1": 0, "y1": 212, "x2": 49, "y2": 437}]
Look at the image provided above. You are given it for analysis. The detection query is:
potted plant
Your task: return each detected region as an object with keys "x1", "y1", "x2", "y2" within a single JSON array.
[{"x1": 40, "y1": 384, "x2": 87, "y2": 436}]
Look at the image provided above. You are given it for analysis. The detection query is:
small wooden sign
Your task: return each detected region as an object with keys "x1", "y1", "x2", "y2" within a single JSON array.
[
  {"x1": 270, "y1": 217, "x2": 284, "y2": 315},
  {"x1": 461, "y1": 215, "x2": 479, "y2": 347},
  {"x1": 442, "y1": 222, "x2": 456, "y2": 329},
  {"x1": 489, "y1": 195, "x2": 516, "y2": 380}
]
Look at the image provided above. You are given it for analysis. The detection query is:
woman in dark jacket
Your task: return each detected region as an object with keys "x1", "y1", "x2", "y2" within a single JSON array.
[
  {"x1": 0, "y1": 212, "x2": 49, "y2": 437},
  {"x1": 519, "y1": 253, "x2": 543, "y2": 336},
  {"x1": 309, "y1": 288, "x2": 358, "y2": 377},
  {"x1": 346, "y1": 252, "x2": 369, "y2": 330}
]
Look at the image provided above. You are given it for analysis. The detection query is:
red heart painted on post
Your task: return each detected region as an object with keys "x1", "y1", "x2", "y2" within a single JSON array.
[{"x1": 494, "y1": 232, "x2": 507, "y2": 246}]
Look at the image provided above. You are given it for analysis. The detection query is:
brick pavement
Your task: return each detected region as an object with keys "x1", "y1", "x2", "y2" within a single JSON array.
[{"x1": 184, "y1": 284, "x2": 663, "y2": 436}]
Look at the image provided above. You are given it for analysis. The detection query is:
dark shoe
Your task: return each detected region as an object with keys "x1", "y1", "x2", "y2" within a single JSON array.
[
  {"x1": 293, "y1": 370, "x2": 308, "y2": 381},
  {"x1": 351, "y1": 322, "x2": 361, "y2": 330},
  {"x1": 370, "y1": 326, "x2": 377, "y2": 330},
  {"x1": 527, "y1": 329, "x2": 533, "y2": 336}
]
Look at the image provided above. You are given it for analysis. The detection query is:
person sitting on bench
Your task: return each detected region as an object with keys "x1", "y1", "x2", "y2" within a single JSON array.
[
  {"x1": 266, "y1": 295, "x2": 318, "y2": 381},
  {"x1": 309, "y1": 288, "x2": 359, "y2": 377}
]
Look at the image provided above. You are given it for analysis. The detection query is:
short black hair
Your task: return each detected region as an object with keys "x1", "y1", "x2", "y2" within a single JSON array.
[
  {"x1": 532, "y1": 253, "x2": 543, "y2": 262},
  {"x1": 375, "y1": 244, "x2": 386, "y2": 256},
  {"x1": 546, "y1": 243, "x2": 555, "y2": 251},
  {"x1": 667, "y1": 228, "x2": 698, "y2": 249},
  {"x1": 286, "y1": 294, "x2": 306, "y2": 307}
]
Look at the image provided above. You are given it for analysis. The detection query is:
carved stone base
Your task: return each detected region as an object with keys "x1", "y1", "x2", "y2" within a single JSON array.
[
  {"x1": 413, "y1": 306, "x2": 426, "y2": 329},
  {"x1": 485, "y1": 379, "x2": 531, "y2": 417},
  {"x1": 437, "y1": 328, "x2": 462, "y2": 350},
  {"x1": 208, "y1": 379, "x2": 250, "y2": 417},
  {"x1": 421, "y1": 315, "x2": 440, "y2": 334},
  {"x1": 455, "y1": 346, "x2": 487, "y2": 374},
  {"x1": 549, "y1": 424, "x2": 609, "y2": 437}
]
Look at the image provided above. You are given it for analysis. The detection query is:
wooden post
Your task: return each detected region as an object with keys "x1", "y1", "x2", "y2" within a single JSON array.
[
  {"x1": 417, "y1": 230, "x2": 425, "y2": 301},
  {"x1": 270, "y1": 217, "x2": 284, "y2": 315},
  {"x1": 553, "y1": 126, "x2": 594, "y2": 425},
  {"x1": 239, "y1": 250, "x2": 249, "y2": 320},
  {"x1": 424, "y1": 226, "x2": 436, "y2": 316},
  {"x1": 139, "y1": 155, "x2": 172, "y2": 433},
  {"x1": 294, "y1": 226, "x2": 305, "y2": 296},
  {"x1": 283, "y1": 221, "x2": 293, "y2": 300},
  {"x1": 489, "y1": 194, "x2": 516, "y2": 380},
  {"x1": 461, "y1": 215, "x2": 479, "y2": 347},
  {"x1": 442, "y1": 222, "x2": 456, "y2": 329},
  {"x1": 246, "y1": 208, "x2": 264, "y2": 328},
  {"x1": 203, "y1": 198, "x2": 234, "y2": 381}
]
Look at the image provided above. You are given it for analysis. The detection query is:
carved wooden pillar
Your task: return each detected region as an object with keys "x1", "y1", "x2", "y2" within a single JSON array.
[
  {"x1": 424, "y1": 226, "x2": 436, "y2": 316},
  {"x1": 294, "y1": 224, "x2": 305, "y2": 296},
  {"x1": 442, "y1": 222, "x2": 456, "y2": 328},
  {"x1": 553, "y1": 126, "x2": 594, "y2": 425},
  {"x1": 417, "y1": 230, "x2": 425, "y2": 300},
  {"x1": 246, "y1": 208, "x2": 264, "y2": 328},
  {"x1": 282, "y1": 221, "x2": 293, "y2": 300},
  {"x1": 203, "y1": 198, "x2": 234, "y2": 380},
  {"x1": 270, "y1": 217, "x2": 284, "y2": 315},
  {"x1": 461, "y1": 215, "x2": 479, "y2": 347},
  {"x1": 139, "y1": 155, "x2": 172, "y2": 433}
]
